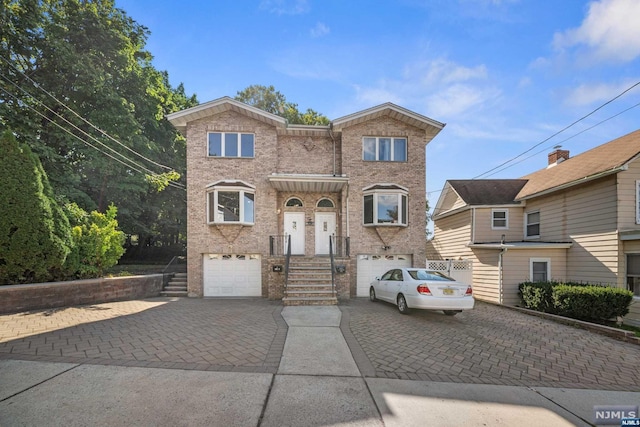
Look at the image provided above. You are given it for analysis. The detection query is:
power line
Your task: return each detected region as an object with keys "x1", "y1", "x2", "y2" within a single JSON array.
[
  {"x1": 0, "y1": 85, "x2": 185, "y2": 191},
  {"x1": 472, "y1": 80, "x2": 640, "y2": 179}
]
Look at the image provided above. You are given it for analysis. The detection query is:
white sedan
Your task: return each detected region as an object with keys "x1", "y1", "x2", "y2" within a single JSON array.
[{"x1": 369, "y1": 268, "x2": 474, "y2": 315}]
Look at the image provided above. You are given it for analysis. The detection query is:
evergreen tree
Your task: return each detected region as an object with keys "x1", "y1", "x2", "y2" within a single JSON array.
[{"x1": 0, "y1": 129, "x2": 73, "y2": 284}]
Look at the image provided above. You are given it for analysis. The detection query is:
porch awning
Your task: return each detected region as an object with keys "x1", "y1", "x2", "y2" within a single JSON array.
[
  {"x1": 268, "y1": 174, "x2": 349, "y2": 193},
  {"x1": 467, "y1": 241, "x2": 573, "y2": 250}
]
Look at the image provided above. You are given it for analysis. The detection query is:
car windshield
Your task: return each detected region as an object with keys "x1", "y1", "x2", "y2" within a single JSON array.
[{"x1": 407, "y1": 270, "x2": 455, "y2": 281}]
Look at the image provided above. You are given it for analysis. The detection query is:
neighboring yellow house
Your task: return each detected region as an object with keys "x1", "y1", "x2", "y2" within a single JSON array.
[{"x1": 427, "y1": 129, "x2": 640, "y2": 326}]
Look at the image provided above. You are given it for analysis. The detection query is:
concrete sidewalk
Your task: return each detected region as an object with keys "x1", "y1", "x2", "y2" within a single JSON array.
[{"x1": 1, "y1": 305, "x2": 638, "y2": 426}]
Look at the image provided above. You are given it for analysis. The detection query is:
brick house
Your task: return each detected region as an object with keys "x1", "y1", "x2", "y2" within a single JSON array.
[
  {"x1": 427, "y1": 129, "x2": 640, "y2": 326},
  {"x1": 167, "y1": 97, "x2": 444, "y2": 303}
]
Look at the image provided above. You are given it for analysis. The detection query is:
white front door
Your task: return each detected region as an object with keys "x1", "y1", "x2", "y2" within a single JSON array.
[
  {"x1": 315, "y1": 212, "x2": 336, "y2": 255},
  {"x1": 284, "y1": 212, "x2": 305, "y2": 255}
]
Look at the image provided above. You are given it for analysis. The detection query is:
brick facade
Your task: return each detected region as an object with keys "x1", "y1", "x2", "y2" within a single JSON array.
[{"x1": 168, "y1": 98, "x2": 444, "y2": 298}]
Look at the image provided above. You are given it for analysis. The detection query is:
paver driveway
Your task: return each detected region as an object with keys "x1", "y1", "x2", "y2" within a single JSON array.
[
  {"x1": 1, "y1": 297, "x2": 638, "y2": 392},
  {"x1": 340, "y1": 299, "x2": 640, "y2": 391}
]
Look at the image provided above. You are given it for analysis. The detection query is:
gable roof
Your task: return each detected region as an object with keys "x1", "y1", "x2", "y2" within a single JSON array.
[
  {"x1": 516, "y1": 129, "x2": 640, "y2": 200},
  {"x1": 448, "y1": 179, "x2": 528, "y2": 205},
  {"x1": 331, "y1": 102, "x2": 445, "y2": 134},
  {"x1": 166, "y1": 96, "x2": 287, "y2": 134}
]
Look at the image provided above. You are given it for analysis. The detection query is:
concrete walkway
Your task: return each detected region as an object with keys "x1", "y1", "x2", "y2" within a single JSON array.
[{"x1": 1, "y1": 302, "x2": 639, "y2": 426}]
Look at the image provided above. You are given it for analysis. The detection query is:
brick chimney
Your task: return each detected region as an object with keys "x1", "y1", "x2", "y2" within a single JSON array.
[{"x1": 548, "y1": 148, "x2": 570, "y2": 166}]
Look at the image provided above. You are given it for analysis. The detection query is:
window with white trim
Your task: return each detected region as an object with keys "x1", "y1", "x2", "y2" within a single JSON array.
[
  {"x1": 525, "y1": 211, "x2": 540, "y2": 238},
  {"x1": 363, "y1": 185, "x2": 408, "y2": 226},
  {"x1": 627, "y1": 254, "x2": 640, "y2": 297},
  {"x1": 363, "y1": 137, "x2": 407, "y2": 162},
  {"x1": 206, "y1": 181, "x2": 255, "y2": 225},
  {"x1": 530, "y1": 258, "x2": 550, "y2": 282},
  {"x1": 636, "y1": 180, "x2": 640, "y2": 224},
  {"x1": 492, "y1": 209, "x2": 508, "y2": 229},
  {"x1": 208, "y1": 132, "x2": 254, "y2": 158}
]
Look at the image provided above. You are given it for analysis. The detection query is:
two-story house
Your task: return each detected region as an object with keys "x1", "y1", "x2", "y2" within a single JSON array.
[
  {"x1": 427, "y1": 129, "x2": 640, "y2": 326},
  {"x1": 167, "y1": 97, "x2": 444, "y2": 304}
]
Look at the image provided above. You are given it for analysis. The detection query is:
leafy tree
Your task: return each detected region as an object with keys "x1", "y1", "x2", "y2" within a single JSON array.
[
  {"x1": 235, "y1": 85, "x2": 329, "y2": 125},
  {"x1": 63, "y1": 202, "x2": 125, "y2": 278},
  {"x1": 0, "y1": 129, "x2": 73, "y2": 284},
  {"x1": 0, "y1": 0, "x2": 197, "y2": 259}
]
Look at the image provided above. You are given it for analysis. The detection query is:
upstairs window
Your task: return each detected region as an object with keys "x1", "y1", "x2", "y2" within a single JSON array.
[
  {"x1": 526, "y1": 211, "x2": 540, "y2": 238},
  {"x1": 208, "y1": 132, "x2": 254, "y2": 158},
  {"x1": 492, "y1": 209, "x2": 508, "y2": 229},
  {"x1": 363, "y1": 137, "x2": 407, "y2": 162},
  {"x1": 363, "y1": 184, "x2": 408, "y2": 226},
  {"x1": 207, "y1": 181, "x2": 255, "y2": 225}
]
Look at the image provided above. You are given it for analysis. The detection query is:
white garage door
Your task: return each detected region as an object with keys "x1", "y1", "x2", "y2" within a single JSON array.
[
  {"x1": 356, "y1": 254, "x2": 412, "y2": 296},
  {"x1": 203, "y1": 254, "x2": 262, "y2": 297}
]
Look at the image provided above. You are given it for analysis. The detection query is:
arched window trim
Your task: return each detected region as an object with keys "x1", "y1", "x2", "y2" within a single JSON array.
[
  {"x1": 285, "y1": 197, "x2": 304, "y2": 207},
  {"x1": 316, "y1": 198, "x2": 335, "y2": 208}
]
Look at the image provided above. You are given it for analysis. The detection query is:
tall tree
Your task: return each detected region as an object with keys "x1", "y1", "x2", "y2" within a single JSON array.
[
  {"x1": 235, "y1": 84, "x2": 329, "y2": 125},
  {"x1": 0, "y1": 129, "x2": 73, "y2": 284},
  {"x1": 0, "y1": 0, "x2": 197, "y2": 257}
]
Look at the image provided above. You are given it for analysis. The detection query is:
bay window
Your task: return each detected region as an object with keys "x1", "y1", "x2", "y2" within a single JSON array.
[
  {"x1": 363, "y1": 184, "x2": 408, "y2": 226},
  {"x1": 206, "y1": 181, "x2": 255, "y2": 225}
]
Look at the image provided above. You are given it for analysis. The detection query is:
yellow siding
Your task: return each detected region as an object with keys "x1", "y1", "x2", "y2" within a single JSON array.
[
  {"x1": 501, "y1": 249, "x2": 568, "y2": 306},
  {"x1": 618, "y1": 158, "x2": 640, "y2": 230},
  {"x1": 471, "y1": 249, "x2": 500, "y2": 304},
  {"x1": 435, "y1": 186, "x2": 467, "y2": 214},
  {"x1": 430, "y1": 211, "x2": 473, "y2": 259},
  {"x1": 525, "y1": 176, "x2": 619, "y2": 285},
  {"x1": 473, "y1": 207, "x2": 524, "y2": 242}
]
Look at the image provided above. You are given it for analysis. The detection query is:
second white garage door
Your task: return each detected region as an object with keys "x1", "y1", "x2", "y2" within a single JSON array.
[
  {"x1": 356, "y1": 254, "x2": 412, "y2": 296},
  {"x1": 203, "y1": 254, "x2": 262, "y2": 297}
]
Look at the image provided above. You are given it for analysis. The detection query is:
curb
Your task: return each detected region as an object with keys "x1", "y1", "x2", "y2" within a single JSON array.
[{"x1": 501, "y1": 304, "x2": 640, "y2": 346}]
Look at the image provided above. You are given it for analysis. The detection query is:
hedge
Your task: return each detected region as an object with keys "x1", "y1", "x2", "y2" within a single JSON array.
[{"x1": 519, "y1": 281, "x2": 633, "y2": 322}]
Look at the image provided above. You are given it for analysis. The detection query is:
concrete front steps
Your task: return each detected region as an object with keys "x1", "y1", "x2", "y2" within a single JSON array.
[
  {"x1": 283, "y1": 257, "x2": 337, "y2": 306},
  {"x1": 160, "y1": 272, "x2": 188, "y2": 297}
]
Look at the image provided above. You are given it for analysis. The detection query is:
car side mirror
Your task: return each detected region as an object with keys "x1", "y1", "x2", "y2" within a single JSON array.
[{"x1": 375, "y1": 277, "x2": 380, "y2": 281}]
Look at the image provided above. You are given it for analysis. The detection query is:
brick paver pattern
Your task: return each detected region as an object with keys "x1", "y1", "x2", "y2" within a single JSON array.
[
  {"x1": 0, "y1": 298, "x2": 286, "y2": 373},
  {"x1": 1, "y1": 297, "x2": 638, "y2": 391},
  {"x1": 342, "y1": 299, "x2": 640, "y2": 391}
]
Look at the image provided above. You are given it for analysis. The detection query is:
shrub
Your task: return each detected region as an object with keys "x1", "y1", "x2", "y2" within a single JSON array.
[
  {"x1": 519, "y1": 281, "x2": 633, "y2": 322},
  {"x1": 62, "y1": 203, "x2": 126, "y2": 279}
]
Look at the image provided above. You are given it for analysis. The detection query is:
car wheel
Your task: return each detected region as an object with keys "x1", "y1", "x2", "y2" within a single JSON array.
[
  {"x1": 369, "y1": 287, "x2": 377, "y2": 302},
  {"x1": 397, "y1": 294, "x2": 409, "y2": 314},
  {"x1": 443, "y1": 310, "x2": 461, "y2": 316}
]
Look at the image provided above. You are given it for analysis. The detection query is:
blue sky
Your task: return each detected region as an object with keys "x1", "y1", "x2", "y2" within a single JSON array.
[{"x1": 116, "y1": 0, "x2": 640, "y2": 209}]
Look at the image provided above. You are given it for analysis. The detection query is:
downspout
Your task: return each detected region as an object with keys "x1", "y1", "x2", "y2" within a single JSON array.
[
  {"x1": 471, "y1": 208, "x2": 476, "y2": 244},
  {"x1": 498, "y1": 234, "x2": 506, "y2": 305},
  {"x1": 329, "y1": 122, "x2": 336, "y2": 176}
]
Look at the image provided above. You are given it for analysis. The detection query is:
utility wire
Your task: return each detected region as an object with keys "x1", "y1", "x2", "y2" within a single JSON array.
[
  {"x1": 481, "y1": 99, "x2": 640, "y2": 178},
  {"x1": 0, "y1": 72, "x2": 185, "y2": 189},
  {"x1": 0, "y1": 85, "x2": 185, "y2": 191},
  {"x1": 472, "y1": 80, "x2": 640, "y2": 179},
  {"x1": 0, "y1": 53, "x2": 175, "y2": 172}
]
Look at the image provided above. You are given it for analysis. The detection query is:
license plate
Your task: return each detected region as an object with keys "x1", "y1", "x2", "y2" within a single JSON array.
[{"x1": 443, "y1": 288, "x2": 454, "y2": 295}]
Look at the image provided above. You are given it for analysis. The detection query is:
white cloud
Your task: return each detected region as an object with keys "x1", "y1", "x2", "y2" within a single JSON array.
[
  {"x1": 564, "y1": 79, "x2": 640, "y2": 106},
  {"x1": 310, "y1": 22, "x2": 330, "y2": 38},
  {"x1": 403, "y1": 59, "x2": 488, "y2": 85},
  {"x1": 553, "y1": 0, "x2": 640, "y2": 63},
  {"x1": 259, "y1": 0, "x2": 310, "y2": 15},
  {"x1": 426, "y1": 84, "x2": 500, "y2": 117}
]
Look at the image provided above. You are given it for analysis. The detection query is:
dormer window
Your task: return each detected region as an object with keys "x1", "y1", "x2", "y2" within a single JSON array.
[{"x1": 492, "y1": 209, "x2": 508, "y2": 230}]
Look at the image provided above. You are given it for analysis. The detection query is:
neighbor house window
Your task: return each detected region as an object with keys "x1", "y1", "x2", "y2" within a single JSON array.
[
  {"x1": 636, "y1": 180, "x2": 640, "y2": 224},
  {"x1": 530, "y1": 258, "x2": 550, "y2": 282},
  {"x1": 526, "y1": 211, "x2": 540, "y2": 238},
  {"x1": 627, "y1": 254, "x2": 640, "y2": 297},
  {"x1": 492, "y1": 209, "x2": 508, "y2": 229},
  {"x1": 363, "y1": 184, "x2": 408, "y2": 226},
  {"x1": 206, "y1": 180, "x2": 255, "y2": 225},
  {"x1": 208, "y1": 132, "x2": 254, "y2": 158},
  {"x1": 363, "y1": 137, "x2": 407, "y2": 162}
]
